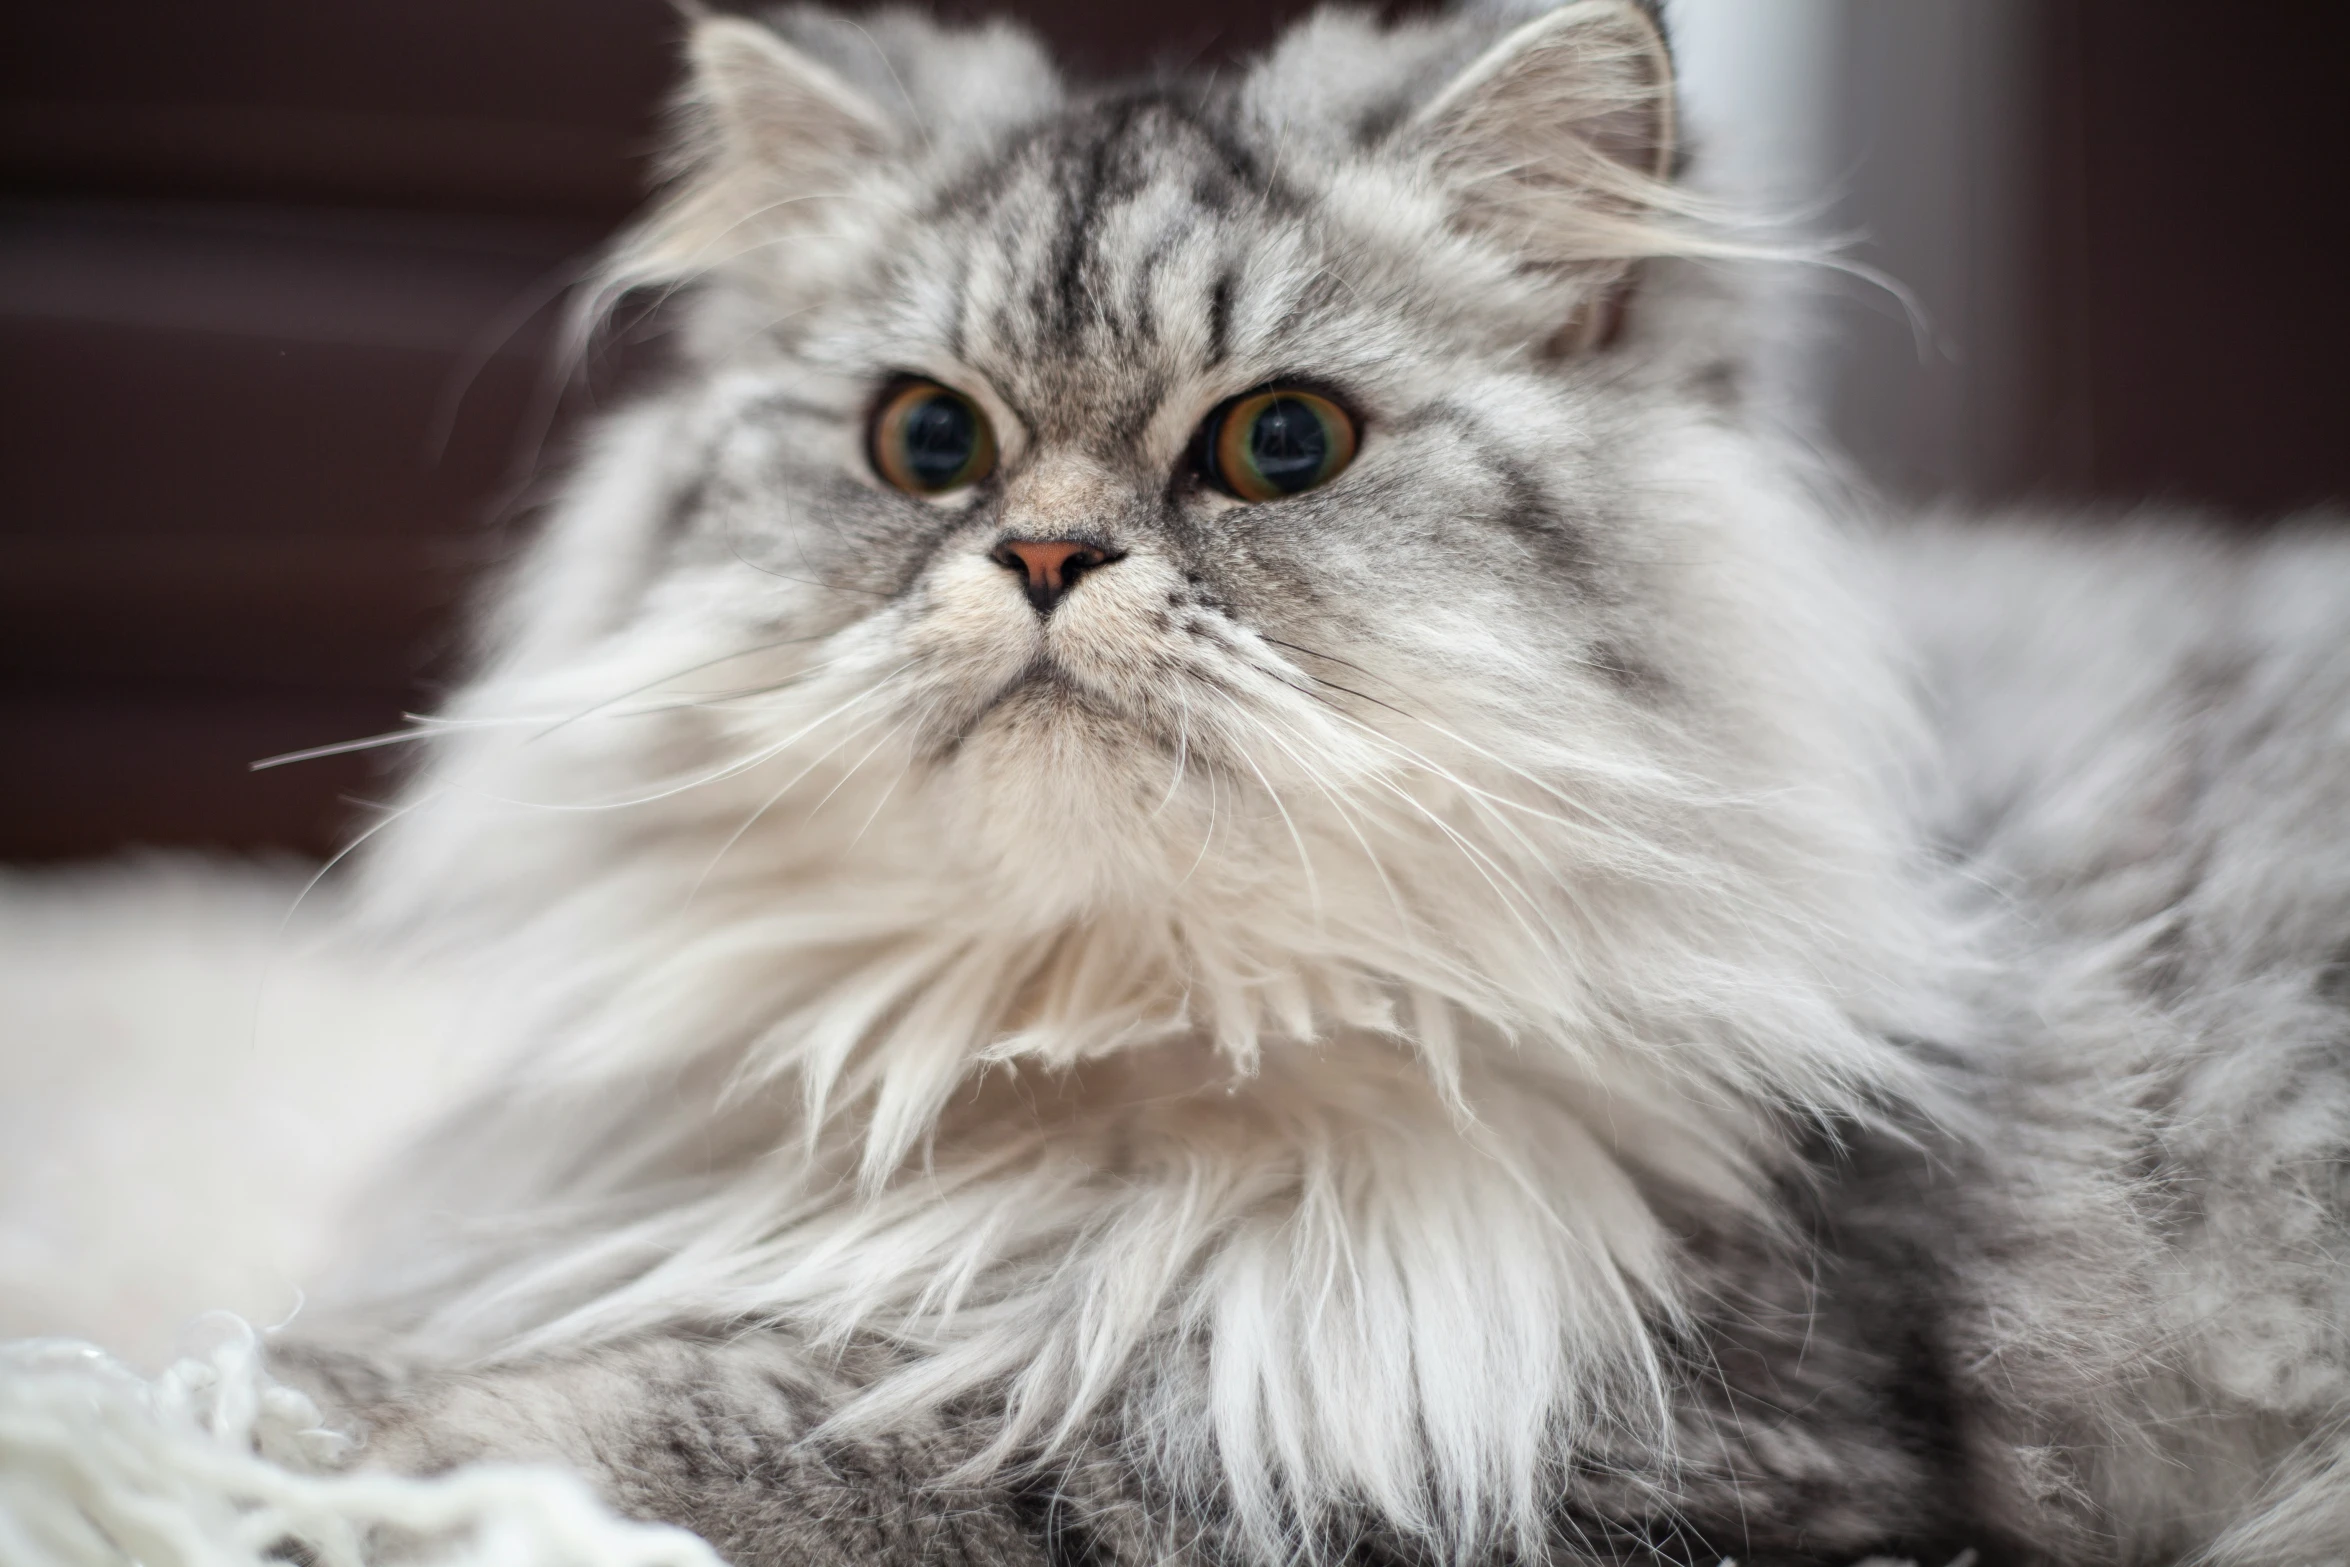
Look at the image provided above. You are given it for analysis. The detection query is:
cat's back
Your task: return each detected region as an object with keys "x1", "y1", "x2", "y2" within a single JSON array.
[
  {"x1": 1883, "y1": 511, "x2": 2350, "y2": 945},
  {"x1": 1878, "y1": 512, "x2": 2350, "y2": 1561}
]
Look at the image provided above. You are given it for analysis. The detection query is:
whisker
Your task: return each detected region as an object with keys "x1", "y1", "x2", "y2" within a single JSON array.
[
  {"x1": 1212, "y1": 691, "x2": 1414, "y2": 944},
  {"x1": 1220, "y1": 710, "x2": 1321, "y2": 920},
  {"x1": 468, "y1": 664, "x2": 916, "y2": 813},
  {"x1": 1247, "y1": 663, "x2": 1604, "y2": 864},
  {"x1": 1254, "y1": 679, "x2": 1584, "y2": 946},
  {"x1": 1253, "y1": 633, "x2": 1676, "y2": 828},
  {"x1": 804, "y1": 711, "x2": 916, "y2": 822},
  {"x1": 251, "y1": 727, "x2": 456, "y2": 771},
  {"x1": 1280, "y1": 665, "x2": 1676, "y2": 852},
  {"x1": 1256, "y1": 636, "x2": 1388, "y2": 686},
  {"x1": 251, "y1": 634, "x2": 851, "y2": 772},
  {"x1": 844, "y1": 718, "x2": 922, "y2": 853},
  {"x1": 686, "y1": 696, "x2": 910, "y2": 907},
  {"x1": 271, "y1": 786, "x2": 442, "y2": 935},
  {"x1": 1215, "y1": 651, "x2": 1615, "y2": 948},
  {"x1": 1150, "y1": 693, "x2": 1194, "y2": 819},
  {"x1": 528, "y1": 632, "x2": 841, "y2": 741},
  {"x1": 1171, "y1": 689, "x2": 1222, "y2": 891},
  {"x1": 1355, "y1": 766, "x2": 1572, "y2": 960}
]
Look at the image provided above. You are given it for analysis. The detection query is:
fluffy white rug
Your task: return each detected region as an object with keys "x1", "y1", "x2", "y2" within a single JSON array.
[
  {"x1": 0, "y1": 1316, "x2": 721, "y2": 1567},
  {"x1": 0, "y1": 858, "x2": 478, "y2": 1364},
  {"x1": 0, "y1": 859, "x2": 730, "y2": 1565}
]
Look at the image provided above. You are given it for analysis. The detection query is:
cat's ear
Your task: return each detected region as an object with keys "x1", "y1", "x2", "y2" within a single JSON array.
[
  {"x1": 612, "y1": 10, "x2": 1058, "y2": 291},
  {"x1": 1404, "y1": 1, "x2": 1679, "y2": 349},
  {"x1": 605, "y1": 14, "x2": 901, "y2": 289},
  {"x1": 687, "y1": 13, "x2": 899, "y2": 182}
]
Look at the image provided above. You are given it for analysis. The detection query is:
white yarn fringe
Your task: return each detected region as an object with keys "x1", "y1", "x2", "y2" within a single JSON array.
[{"x1": 0, "y1": 1317, "x2": 725, "y2": 1567}]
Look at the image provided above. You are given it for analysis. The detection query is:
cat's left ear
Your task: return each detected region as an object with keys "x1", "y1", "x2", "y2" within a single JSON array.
[
  {"x1": 613, "y1": 9, "x2": 1059, "y2": 290},
  {"x1": 1404, "y1": 1, "x2": 1678, "y2": 350}
]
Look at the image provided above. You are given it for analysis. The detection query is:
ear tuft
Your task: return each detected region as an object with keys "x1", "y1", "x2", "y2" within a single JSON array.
[
  {"x1": 688, "y1": 14, "x2": 898, "y2": 174},
  {"x1": 1406, "y1": 1, "x2": 1682, "y2": 342},
  {"x1": 600, "y1": 15, "x2": 898, "y2": 294}
]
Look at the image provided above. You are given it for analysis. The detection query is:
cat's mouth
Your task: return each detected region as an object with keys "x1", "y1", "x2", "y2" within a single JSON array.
[
  {"x1": 933, "y1": 654, "x2": 1187, "y2": 761},
  {"x1": 974, "y1": 659, "x2": 1123, "y2": 726}
]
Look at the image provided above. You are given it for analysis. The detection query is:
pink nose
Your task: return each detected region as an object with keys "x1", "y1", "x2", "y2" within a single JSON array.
[{"x1": 989, "y1": 536, "x2": 1116, "y2": 615}]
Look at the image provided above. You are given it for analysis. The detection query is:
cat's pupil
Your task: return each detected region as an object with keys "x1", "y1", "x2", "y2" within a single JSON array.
[
  {"x1": 1248, "y1": 399, "x2": 1327, "y2": 491},
  {"x1": 902, "y1": 394, "x2": 977, "y2": 486}
]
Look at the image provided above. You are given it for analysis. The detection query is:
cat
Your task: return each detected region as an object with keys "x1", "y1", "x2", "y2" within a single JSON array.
[{"x1": 266, "y1": 3, "x2": 2350, "y2": 1564}]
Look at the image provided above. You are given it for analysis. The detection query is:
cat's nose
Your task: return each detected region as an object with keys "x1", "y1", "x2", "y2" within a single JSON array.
[{"x1": 989, "y1": 536, "x2": 1119, "y2": 616}]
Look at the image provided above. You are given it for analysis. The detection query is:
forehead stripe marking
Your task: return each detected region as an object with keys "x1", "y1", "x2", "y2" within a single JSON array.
[{"x1": 1206, "y1": 270, "x2": 1236, "y2": 369}]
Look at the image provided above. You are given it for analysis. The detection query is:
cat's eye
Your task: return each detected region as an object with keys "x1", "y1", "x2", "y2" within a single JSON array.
[
  {"x1": 1201, "y1": 388, "x2": 1357, "y2": 502},
  {"x1": 871, "y1": 379, "x2": 997, "y2": 495}
]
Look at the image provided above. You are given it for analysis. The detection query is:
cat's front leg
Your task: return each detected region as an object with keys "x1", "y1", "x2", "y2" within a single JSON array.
[{"x1": 283, "y1": 1333, "x2": 1058, "y2": 1567}]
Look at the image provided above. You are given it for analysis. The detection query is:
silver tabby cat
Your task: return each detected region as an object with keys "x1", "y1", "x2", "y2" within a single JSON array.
[{"x1": 283, "y1": 3, "x2": 2350, "y2": 1563}]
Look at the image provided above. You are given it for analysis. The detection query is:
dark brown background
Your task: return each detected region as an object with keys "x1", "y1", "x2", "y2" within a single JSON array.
[{"x1": 3, "y1": 2, "x2": 2345, "y2": 861}]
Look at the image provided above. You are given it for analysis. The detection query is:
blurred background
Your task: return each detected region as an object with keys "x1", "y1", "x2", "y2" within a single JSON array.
[{"x1": 2, "y1": 0, "x2": 2345, "y2": 862}]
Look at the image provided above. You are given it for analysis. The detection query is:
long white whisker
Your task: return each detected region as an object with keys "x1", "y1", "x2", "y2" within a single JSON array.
[
  {"x1": 1216, "y1": 691, "x2": 1415, "y2": 946},
  {"x1": 1258, "y1": 636, "x2": 1686, "y2": 832},
  {"x1": 273, "y1": 787, "x2": 440, "y2": 935},
  {"x1": 844, "y1": 719, "x2": 922, "y2": 853},
  {"x1": 1272, "y1": 667, "x2": 1686, "y2": 883},
  {"x1": 1173, "y1": 691, "x2": 1222, "y2": 892},
  {"x1": 1352, "y1": 765, "x2": 1573, "y2": 964},
  {"x1": 251, "y1": 642, "x2": 858, "y2": 773},
  {"x1": 529, "y1": 634, "x2": 842, "y2": 741},
  {"x1": 1240, "y1": 654, "x2": 1604, "y2": 923},
  {"x1": 1150, "y1": 695, "x2": 1194, "y2": 820},
  {"x1": 1224, "y1": 714, "x2": 1321, "y2": 922},
  {"x1": 684, "y1": 693, "x2": 910, "y2": 908},
  {"x1": 1314, "y1": 703, "x2": 1817, "y2": 942},
  {"x1": 464, "y1": 664, "x2": 917, "y2": 813},
  {"x1": 251, "y1": 728, "x2": 459, "y2": 771}
]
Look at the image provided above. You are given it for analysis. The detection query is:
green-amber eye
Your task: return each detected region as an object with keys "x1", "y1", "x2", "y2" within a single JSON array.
[
  {"x1": 1204, "y1": 388, "x2": 1358, "y2": 502},
  {"x1": 871, "y1": 379, "x2": 997, "y2": 494}
]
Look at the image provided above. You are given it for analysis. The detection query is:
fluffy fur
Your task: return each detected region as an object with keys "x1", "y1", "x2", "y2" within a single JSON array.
[
  {"x1": 55, "y1": 4, "x2": 2342, "y2": 1565},
  {"x1": 1898, "y1": 518, "x2": 2350, "y2": 1564}
]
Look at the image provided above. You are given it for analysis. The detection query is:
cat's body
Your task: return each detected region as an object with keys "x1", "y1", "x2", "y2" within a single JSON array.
[
  {"x1": 1900, "y1": 518, "x2": 2350, "y2": 1564},
  {"x1": 264, "y1": 6, "x2": 2350, "y2": 1563}
]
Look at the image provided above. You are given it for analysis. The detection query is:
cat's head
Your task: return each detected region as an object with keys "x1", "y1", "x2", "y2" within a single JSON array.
[{"x1": 377, "y1": 2, "x2": 1934, "y2": 1145}]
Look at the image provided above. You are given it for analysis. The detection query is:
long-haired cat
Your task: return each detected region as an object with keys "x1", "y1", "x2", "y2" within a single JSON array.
[{"x1": 263, "y1": 4, "x2": 2350, "y2": 1563}]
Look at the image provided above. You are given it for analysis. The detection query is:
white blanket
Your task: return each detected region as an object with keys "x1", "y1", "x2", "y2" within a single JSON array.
[{"x1": 0, "y1": 859, "x2": 703, "y2": 1566}]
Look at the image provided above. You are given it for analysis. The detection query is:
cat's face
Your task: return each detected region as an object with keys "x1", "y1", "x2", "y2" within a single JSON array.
[
  {"x1": 572, "y1": 6, "x2": 1720, "y2": 908},
  {"x1": 398, "y1": 3, "x2": 1919, "y2": 1100}
]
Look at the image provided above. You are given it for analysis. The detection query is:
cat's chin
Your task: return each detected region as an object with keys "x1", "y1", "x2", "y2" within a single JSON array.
[{"x1": 920, "y1": 684, "x2": 1228, "y2": 909}]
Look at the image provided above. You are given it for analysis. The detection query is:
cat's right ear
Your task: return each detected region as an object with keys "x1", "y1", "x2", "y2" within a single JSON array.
[
  {"x1": 608, "y1": 13, "x2": 900, "y2": 288},
  {"x1": 687, "y1": 14, "x2": 897, "y2": 188}
]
